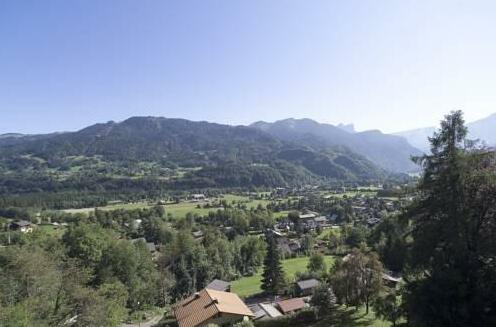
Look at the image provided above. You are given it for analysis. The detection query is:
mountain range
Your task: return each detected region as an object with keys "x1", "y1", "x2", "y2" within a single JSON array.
[
  {"x1": 251, "y1": 118, "x2": 422, "y2": 173},
  {"x1": 395, "y1": 113, "x2": 496, "y2": 152},
  {"x1": 2, "y1": 113, "x2": 493, "y2": 193},
  {"x1": 0, "y1": 117, "x2": 393, "y2": 194}
]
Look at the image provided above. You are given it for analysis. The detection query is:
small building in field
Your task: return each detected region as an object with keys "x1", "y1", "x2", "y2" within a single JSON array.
[
  {"x1": 10, "y1": 220, "x2": 34, "y2": 233},
  {"x1": 206, "y1": 279, "x2": 231, "y2": 292},
  {"x1": 173, "y1": 288, "x2": 254, "y2": 327},
  {"x1": 276, "y1": 298, "x2": 306, "y2": 314},
  {"x1": 296, "y1": 279, "x2": 320, "y2": 296}
]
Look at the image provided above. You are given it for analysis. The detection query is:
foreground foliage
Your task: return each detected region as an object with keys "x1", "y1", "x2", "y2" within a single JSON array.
[{"x1": 404, "y1": 111, "x2": 496, "y2": 326}]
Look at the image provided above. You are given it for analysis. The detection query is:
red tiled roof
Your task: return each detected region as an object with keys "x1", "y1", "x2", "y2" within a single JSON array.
[
  {"x1": 173, "y1": 288, "x2": 253, "y2": 327},
  {"x1": 276, "y1": 297, "x2": 305, "y2": 314}
]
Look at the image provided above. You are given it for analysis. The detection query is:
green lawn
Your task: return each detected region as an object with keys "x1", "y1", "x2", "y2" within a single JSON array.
[
  {"x1": 37, "y1": 224, "x2": 66, "y2": 237},
  {"x1": 62, "y1": 201, "x2": 156, "y2": 214},
  {"x1": 62, "y1": 194, "x2": 273, "y2": 218},
  {"x1": 261, "y1": 306, "x2": 392, "y2": 327},
  {"x1": 163, "y1": 202, "x2": 217, "y2": 218},
  {"x1": 222, "y1": 194, "x2": 271, "y2": 209},
  {"x1": 232, "y1": 256, "x2": 336, "y2": 297},
  {"x1": 273, "y1": 210, "x2": 291, "y2": 219}
]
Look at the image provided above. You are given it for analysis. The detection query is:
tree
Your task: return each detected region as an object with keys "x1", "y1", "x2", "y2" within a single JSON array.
[
  {"x1": 307, "y1": 252, "x2": 327, "y2": 276},
  {"x1": 369, "y1": 216, "x2": 408, "y2": 272},
  {"x1": 330, "y1": 248, "x2": 383, "y2": 314},
  {"x1": 261, "y1": 233, "x2": 286, "y2": 294},
  {"x1": 97, "y1": 282, "x2": 128, "y2": 325},
  {"x1": 62, "y1": 224, "x2": 112, "y2": 269},
  {"x1": 237, "y1": 235, "x2": 266, "y2": 275},
  {"x1": 343, "y1": 225, "x2": 368, "y2": 248},
  {"x1": 0, "y1": 303, "x2": 37, "y2": 327},
  {"x1": 301, "y1": 234, "x2": 315, "y2": 254},
  {"x1": 373, "y1": 291, "x2": 403, "y2": 327},
  {"x1": 404, "y1": 111, "x2": 496, "y2": 326},
  {"x1": 310, "y1": 282, "x2": 337, "y2": 319},
  {"x1": 73, "y1": 287, "x2": 125, "y2": 327}
]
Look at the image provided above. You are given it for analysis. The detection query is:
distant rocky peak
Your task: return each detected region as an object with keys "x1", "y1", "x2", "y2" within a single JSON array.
[{"x1": 337, "y1": 123, "x2": 355, "y2": 133}]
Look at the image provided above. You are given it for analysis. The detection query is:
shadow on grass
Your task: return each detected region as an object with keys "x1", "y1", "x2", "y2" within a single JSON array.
[
  {"x1": 329, "y1": 307, "x2": 382, "y2": 327},
  {"x1": 255, "y1": 306, "x2": 389, "y2": 327}
]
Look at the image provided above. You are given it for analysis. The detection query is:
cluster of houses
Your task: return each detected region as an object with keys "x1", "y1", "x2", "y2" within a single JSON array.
[
  {"x1": 275, "y1": 210, "x2": 332, "y2": 233},
  {"x1": 172, "y1": 278, "x2": 323, "y2": 327},
  {"x1": 349, "y1": 196, "x2": 399, "y2": 227}
]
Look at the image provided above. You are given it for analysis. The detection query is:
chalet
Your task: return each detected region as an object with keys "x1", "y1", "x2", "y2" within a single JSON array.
[
  {"x1": 173, "y1": 288, "x2": 254, "y2": 327},
  {"x1": 276, "y1": 298, "x2": 306, "y2": 314},
  {"x1": 10, "y1": 220, "x2": 34, "y2": 233},
  {"x1": 206, "y1": 279, "x2": 231, "y2": 292},
  {"x1": 296, "y1": 279, "x2": 320, "y2": 296}
]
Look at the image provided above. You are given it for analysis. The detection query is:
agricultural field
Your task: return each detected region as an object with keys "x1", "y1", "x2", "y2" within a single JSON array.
[
  {"x1": 61, "y1": 193, "x2": 274, "y2": 219},
  {"x1": 232, "y1": 255, "x2": 336, "y2": 297},
  {"x1": 221, "y1": 194, "x2": 271, "y2": 208}
]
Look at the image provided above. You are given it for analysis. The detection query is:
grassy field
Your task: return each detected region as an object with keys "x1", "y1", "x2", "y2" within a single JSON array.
[
  {"x1": 232, "y1": 256, "x2": 336, "y2": 297},
  {"x1": 61, "y1": 194, "x2": 274, "y2": 218},
  {"x1": 222, "y1": 194, "x2": 271, "y2": 208},
  {"x1": 37, "y1": 224, "x2": 66, "y2": 237},
  {"x1": 260, "y1": 306, "x2": 392, "y2": 327},
  {"x1": 273, "y1": 210, "x2": 291, "y2": 219},
  {"x1": 62, "y1": 201, "x2": 216, "y2": 218},
  {"x1": 163, "y1": 202, "x2": 216, "y2": 218}
]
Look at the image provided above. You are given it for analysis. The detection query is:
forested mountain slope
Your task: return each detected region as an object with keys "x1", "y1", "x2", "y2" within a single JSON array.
[{"x1": 0, "y1": 117, "x2": 389, "y2": 194}]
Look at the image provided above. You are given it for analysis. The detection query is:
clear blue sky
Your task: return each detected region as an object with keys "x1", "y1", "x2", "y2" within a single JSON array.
[{"x1": 1, "y1": 0, "x2": 496, "y2": 134}]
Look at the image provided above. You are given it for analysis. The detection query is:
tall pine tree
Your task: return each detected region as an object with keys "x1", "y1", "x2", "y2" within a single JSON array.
[
  {"x1": 261, "y1": 233, "x2": 286, "y2": 295},
  {"x1": 404, "y1": 110, "x2": 496, "y2": 326}
]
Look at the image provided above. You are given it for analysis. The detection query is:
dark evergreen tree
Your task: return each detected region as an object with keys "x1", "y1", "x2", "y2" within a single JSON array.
[
  {"x1": 310, "y1": 282, "x2": 337, "y2": 319},
  {"x1": 261, "y1": 233, "x2": 286, "y2": 294},
  {"x1": 404, "y1": 110, "x2": 496, "y2": 326}
]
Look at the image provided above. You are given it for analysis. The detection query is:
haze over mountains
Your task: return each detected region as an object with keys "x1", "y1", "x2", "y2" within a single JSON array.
[
  {"x1": 395, "y1": 113, "x2": 496, "y2": 152},
  {"x1": 251, "y1": 118, "x2": 422, "y2": 173}
]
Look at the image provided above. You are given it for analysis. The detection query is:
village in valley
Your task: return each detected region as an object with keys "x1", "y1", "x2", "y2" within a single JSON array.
[
  {"x1": 2, "y1": 1, "x2": 496, "y2": 325},
  {"x1": 1, "y1": 183, "x2": 410, "y2": 327}
]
